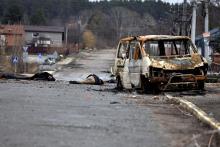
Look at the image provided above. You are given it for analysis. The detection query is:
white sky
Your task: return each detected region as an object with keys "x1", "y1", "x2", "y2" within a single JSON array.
[
  {"x1": 163, "y1": 0, "x2": 182, "y2": 3},
  {"x1": 89, "y1": 0, "x2": 182, "y2": 4}
]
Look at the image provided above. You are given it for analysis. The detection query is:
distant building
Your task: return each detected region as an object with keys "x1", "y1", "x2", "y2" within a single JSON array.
[
  {"x1": 0, "y1": 25, "x2": 24, "y2": 49},
  {"x1": 0, "y1": 25, "x2": 66, "y2": 54},
  {"x1": 24, "y1": 25, "x2": 65, "y2": 48},
  {"x1": 196, "y1": 28, "x2": 220, "y2": 58},
  {"x1": 196, "y1": 28, "x2": 220, "y2": 72}
]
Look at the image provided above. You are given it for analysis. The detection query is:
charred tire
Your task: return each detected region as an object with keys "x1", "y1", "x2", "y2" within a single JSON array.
[
  {"x1": 138, "y1": 76, "x2": 146, "y2": 93},
  {"x1": 152, "y1": 84, "x2": 161, "y2": 94},
  {"x1": 140, "y1": 76, "x2": 151, "y2": 94},
  {"x1": 197, "y1": 80, "x2": 205, "y2": 90},
  {"x1": 116, "y1": 76, "x2": 123, "y2": 90}
]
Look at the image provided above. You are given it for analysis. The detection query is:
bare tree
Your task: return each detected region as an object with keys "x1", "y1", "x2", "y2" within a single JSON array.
[
  {"x1": 108, "y1": 7, "x2": 158, "y2": 39},
  {"x1": 108, "y1": 7, "x2": 143, "y2": 39},
  {"x1": 78, "y1": 10, "x2": 95, "y2": 33}
]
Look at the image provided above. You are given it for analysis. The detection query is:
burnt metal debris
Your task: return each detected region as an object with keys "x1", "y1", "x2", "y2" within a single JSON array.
[{"x1": 111, "y1": 35, "x2": 208, "y2": 92}]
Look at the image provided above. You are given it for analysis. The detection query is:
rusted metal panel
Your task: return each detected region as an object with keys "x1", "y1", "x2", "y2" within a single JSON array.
[{"x1": 150, "y1": 54, "x2": 204, "y2": 70}]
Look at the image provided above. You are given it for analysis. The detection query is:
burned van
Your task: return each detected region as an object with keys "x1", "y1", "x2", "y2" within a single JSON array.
[{"x1": 111, "y1": 35, "x2": 208, "y2": 92}]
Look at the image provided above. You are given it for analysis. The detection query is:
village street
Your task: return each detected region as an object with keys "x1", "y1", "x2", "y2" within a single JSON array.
[{"x1": 0, "y1": 49, "x2": 220, "y2": 147}]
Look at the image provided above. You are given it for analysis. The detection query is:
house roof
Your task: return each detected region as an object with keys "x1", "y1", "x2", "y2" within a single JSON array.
[{"x1": 24, "y1": 25, "x2": 65, "y2": 33}]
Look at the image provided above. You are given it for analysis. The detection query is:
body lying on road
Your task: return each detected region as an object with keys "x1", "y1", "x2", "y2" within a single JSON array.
[
  {"x1": 69, "y1": 74, "x2": 104, "y2": 85},
  {"x1": 0, "y1": 72, "x2": 56, "y2": 81}
]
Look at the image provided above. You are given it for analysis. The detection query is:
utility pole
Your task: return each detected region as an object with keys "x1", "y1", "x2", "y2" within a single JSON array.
[
  {"x1": 203, "y1": 0, "x2": 210, "y2": 63},
  {"x1": 191, "y1": 0, "x2": 197, "y2": 44},
  {"x1": 204, "y1": 1, "x2": 209, "y2": 33},
  {"x1": 188, "y1": 0, "x2": 210, "y2": 61},
  {"x1": 65, "y1": 25, "x2": 68, "y2": 47}
]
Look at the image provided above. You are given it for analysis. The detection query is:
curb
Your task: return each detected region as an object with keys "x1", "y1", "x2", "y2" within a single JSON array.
[{"x1": 165, "y1": 94, "x2": 220, "y2": 133}]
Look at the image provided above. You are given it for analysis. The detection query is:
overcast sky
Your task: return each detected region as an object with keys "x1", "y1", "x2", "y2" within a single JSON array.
[
  {"x1": 89, "y1": 0, "x2": 182, "y2": 4},
  {"x1": 163, "y1": 0, "x2": 182, "y2": 3}
]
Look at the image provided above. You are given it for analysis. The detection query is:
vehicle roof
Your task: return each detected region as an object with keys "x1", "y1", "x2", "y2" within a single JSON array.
[{"x1": 120, "y1": 35, "x2": 191, "y2": 42}]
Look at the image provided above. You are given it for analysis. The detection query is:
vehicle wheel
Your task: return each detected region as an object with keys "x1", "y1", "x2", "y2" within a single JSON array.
[
  {"x1": 152, "y1": 84, "x2": 161, "y2": 94},
  {"x1": 140, "y1": 76, "x2": 151, "y2": 94},
  {"x1": 116, "y1": 76, "x2": 123, "y2": 90},
  {"x1": 197, "y1": 80, "x2": 205, "y2": 90}
]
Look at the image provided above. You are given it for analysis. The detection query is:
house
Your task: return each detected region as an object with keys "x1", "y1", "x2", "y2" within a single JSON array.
[
  {"x1": 196, "y1": 28, "x2": 220, "y2": 59},
  {"x1": 0, "y1": 25, "x2": 66, "y2": 54},
  {"x1": 0, "y1": 25, "x2": 24, "y2": 50},
  {"x1": 24, "y1": 25, "x2": 65, "y2": 48},
  {"x1": 196, "y1": 28, "x2": 220, "y2": 72}
]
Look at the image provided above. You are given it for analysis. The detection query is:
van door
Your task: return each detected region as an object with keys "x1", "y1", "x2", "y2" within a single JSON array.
[
  {"x1": 112, "y1": 42, "x2": 128, "y2": 75},
  {"x1": 128, "y1": 42, "x2": 142, "y2": 87}
]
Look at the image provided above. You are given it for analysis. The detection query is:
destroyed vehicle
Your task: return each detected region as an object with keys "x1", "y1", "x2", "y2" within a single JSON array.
[{"x1": 111, "y1": 35, "x2": 208, "y2": 92}]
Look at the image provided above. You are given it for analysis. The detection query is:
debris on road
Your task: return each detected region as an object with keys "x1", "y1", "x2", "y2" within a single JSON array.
[
  {"x1": 152, "y1": 96, "x2": 160, "y2": 100},
  {"x1": 207, "y1": 73, "x2": 220, "y2": 83},
  {"x1": 110, "y1": 101, "x2": 121, "y2": 104}
]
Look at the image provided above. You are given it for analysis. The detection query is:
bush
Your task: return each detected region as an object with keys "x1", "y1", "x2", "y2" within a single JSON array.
[{"x1": 82, "y1": 30, "x2": 96, "y2": 49}]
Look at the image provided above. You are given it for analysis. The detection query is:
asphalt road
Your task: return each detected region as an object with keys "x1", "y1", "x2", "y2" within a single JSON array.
[
  {"x1": 53, "y1": 49, "x2": 114, "y2": 81},
  {"x1": 0, "y1": 49, "x2": 219, "y2": 147}
]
